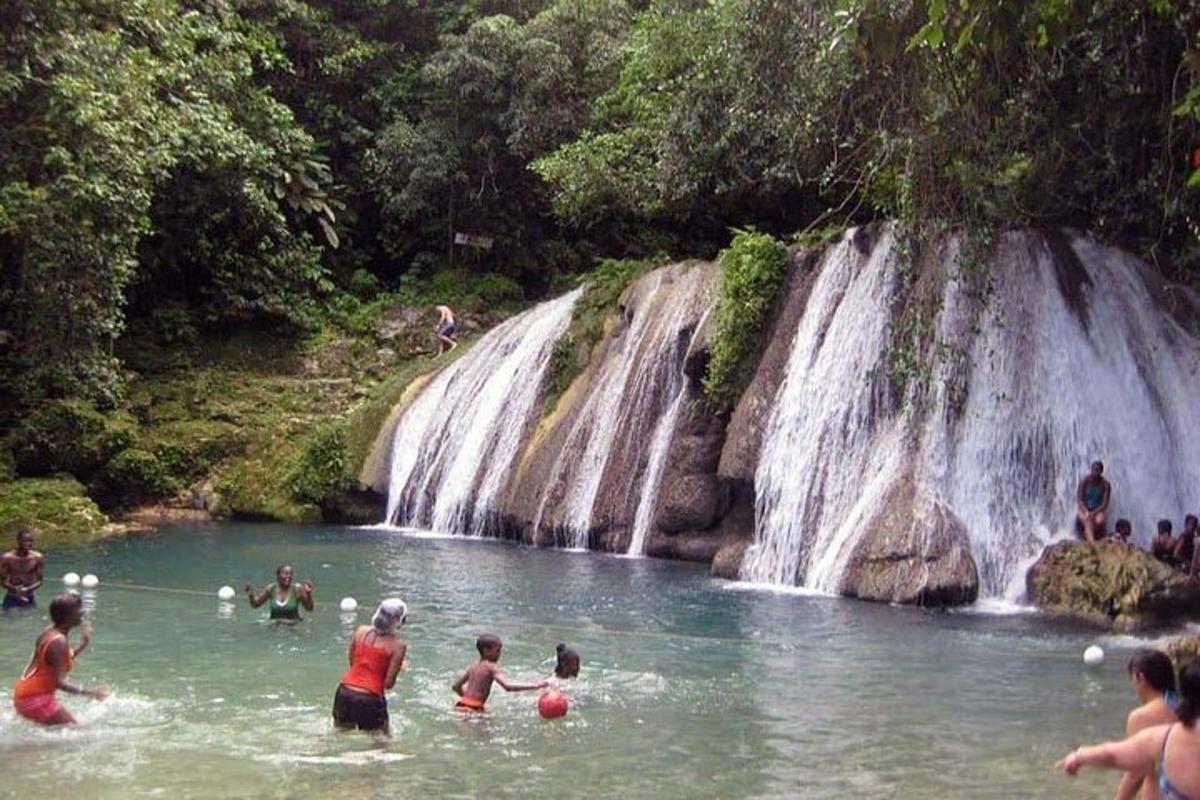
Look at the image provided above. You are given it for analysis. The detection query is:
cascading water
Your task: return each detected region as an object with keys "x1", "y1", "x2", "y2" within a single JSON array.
[
  {"x1": 532, "y1": 264, "x2": 714, "y2": 549},
  {"x1": 743, "y1": 228, "x2": 1200, "y2": 599},
  {"x1": 627, "y1": 306, "x2": 712, "y2": 556},
  {"x1": 384, "y1": 288, "x2": 580, "y2": 534}
]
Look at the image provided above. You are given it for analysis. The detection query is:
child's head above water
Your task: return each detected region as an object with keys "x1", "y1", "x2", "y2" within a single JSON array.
[
  {"x1": 477, "y1": 633, "x2": 502, "y2": 661},
  {"x1": 555, "y1": 643, "x2": 580, "y2": 678}
]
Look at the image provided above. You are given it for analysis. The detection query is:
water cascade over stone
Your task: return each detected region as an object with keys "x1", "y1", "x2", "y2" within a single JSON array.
[
  {"x1": 525, "y1": 263, "x2": 716, "y2": 550},
  {"x1": 384, "y1": 288, "x2": 581, "y2": 534},
  {"x1": 741, "y1": 228, "x2": 1200, "y2": 599}
]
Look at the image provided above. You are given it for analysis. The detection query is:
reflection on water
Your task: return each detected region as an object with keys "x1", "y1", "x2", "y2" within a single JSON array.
[{"x1": 0, "y1": 523, "x2": 1145, "y2": 798}]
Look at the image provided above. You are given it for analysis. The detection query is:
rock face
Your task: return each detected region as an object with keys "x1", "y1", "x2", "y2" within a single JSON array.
[
  {"x1": 1026, "y1": 541, "x2": 1200, "y2": 630},
  {"x1": 840, "y1": 474, "x2": 979, "y2": 606}
]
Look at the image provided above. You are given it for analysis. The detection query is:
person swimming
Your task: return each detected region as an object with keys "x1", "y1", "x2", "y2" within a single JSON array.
[
  {"x1": 12, "y1": 592, "x2": 108, "y2": 725},
  {"x1": 1058, "y1": 656, "x2": 1200, "y2": 799},
  {"x1": 452, "y1": 633, "x2": 547, "y2": 712},
  {"x1": 244, "y1": 564, "x2": 313, "y2": 621},
  {"x1": 1, "y1": 528, "x2": 44, "y2": 610},
  {"x1": 1115, "y1": 649, "x2": 1180, "y2": 800},
  {"x1": 435, "y1": 305, "x2": 458, "y2": 355},
  {"x1": 1076, "y1": 460, "x2": 1112, "y2": 543},
  {"x1": 333, "y1": 598, "x2": 409, "y2": 735},
  {"x1": 553, "y1": 643, "x2": 580, "y2": 680}
]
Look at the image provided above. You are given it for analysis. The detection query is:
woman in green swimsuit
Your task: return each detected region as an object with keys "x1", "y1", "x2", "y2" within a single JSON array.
[{"x1": 245, "y1": 564, "x2": 314, "y2": 621}]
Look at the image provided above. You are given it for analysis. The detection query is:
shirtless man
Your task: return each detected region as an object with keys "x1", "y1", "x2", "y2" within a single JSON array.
[
  {"x1": 1, "y1": 529, "x2": 44, "y2": 610},
  {"x1": 1076, "y1": 461, "x2": 1112, "y2": 543},
  {"x1": 435, "y1": 305, "x2": 458, "y2": 355},
  {"x1": 451, "y1": 633, "x2": 546, "y2": 712}
]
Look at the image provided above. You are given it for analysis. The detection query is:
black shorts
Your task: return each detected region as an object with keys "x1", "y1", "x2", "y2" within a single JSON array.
[
  {"x1": 333, "y1": 685, "x2": 388, "y2": 731},
  {"x1": 437, "y1": 322, "x2": 456, "y2": 338}
]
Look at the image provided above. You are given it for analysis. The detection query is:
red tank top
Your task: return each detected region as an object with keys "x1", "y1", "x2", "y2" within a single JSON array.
[
  {"x1": 14, "y1": 631, "x2": 70, "y2": 700},
  {"x1": 340, "y1": 632, "x2": 394, "y2": 696}
]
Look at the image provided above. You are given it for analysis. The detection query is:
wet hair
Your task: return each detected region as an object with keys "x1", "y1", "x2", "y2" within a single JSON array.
[
  {"x1": 555, "y1": 643, "x2": 580, "y2": 678},
  {"x1": 476, "y1": 633, "x2": 502, "y2": 655},
  {"x1": 1128, "y1": 649, "x2": 1176, "y2": 695},
  {"x1": 1176, "y1": 658, "x2": 1200, "y2": 728},
  {"x1": 49, "y1": 592, "x2": 82, "y2": 626},
  {"x1": 1188, "y1": 515, "x2": 1199, "y2": 529},
  {"x1": 1091, "y1": 460, "x2": 1104, "y2": 474},
  {"x1": 1159, "y1": 519, "x2": 1174, "y2": 535},
  {"x1": 1115, "y1": 519, "x2": 1132, "y2": 536}
]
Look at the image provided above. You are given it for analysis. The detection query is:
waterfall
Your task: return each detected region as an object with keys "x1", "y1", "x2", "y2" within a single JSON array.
[
  {"x1": 532, "y1": 264, "x2": 715, "y2": 549},
  {"x1": 743, "y1": 228, "x2": 1200, "y2": 598},
  {"x1": 384, "y1": 288, "x2": 581, "y2": 534},
  {"x1": 627, "y1": 306, "x2": 713, "y2": 556}
]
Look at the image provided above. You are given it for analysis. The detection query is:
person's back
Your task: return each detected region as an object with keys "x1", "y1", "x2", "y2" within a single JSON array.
[
  {"x1": 333, "y1": 599, "x2": 407, "y2": 734},
  {"x1": 1158, "y1": 723, "x2": 1200, "y2": 799},
  {"x1": 452, "y1": 633, "x2": 545, "y2": 712}
]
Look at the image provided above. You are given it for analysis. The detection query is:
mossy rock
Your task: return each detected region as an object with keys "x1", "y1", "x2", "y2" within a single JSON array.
[
  {"x1": 101, "y1": 449, "x2": 177, "y2": 499},
  {"x1": 12, "y1": 401, "x2": 138, "y2": 478},
  {"x1": 1026, "y1": 540, "x2": 1200, "y2": 630},
  {"x1": 218, "y1": 455, "x2": 321, "y2": 524},
  {"x1": 141, "y1": 420, "x2": 246, "y2": 481},
  {"x1": 0, "y1": 478, "x2": 109, "y2": 541}
]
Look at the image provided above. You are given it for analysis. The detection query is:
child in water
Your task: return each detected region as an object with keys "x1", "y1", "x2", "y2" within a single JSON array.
[
  {"x1": 552, "y1": 643, "x2": 580, "y2": 682},
  {"x1": 452, "y1": 633, "x2": 546, "y2": 712}
]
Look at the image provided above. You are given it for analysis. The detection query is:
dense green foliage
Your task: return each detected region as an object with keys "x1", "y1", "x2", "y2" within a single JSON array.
[
  {"x1": 702, "y1": 231, "x2": 789, "y2": 411},
  {"x1": 2, "y1": 0, "x2": 1198, "y2": 524}
]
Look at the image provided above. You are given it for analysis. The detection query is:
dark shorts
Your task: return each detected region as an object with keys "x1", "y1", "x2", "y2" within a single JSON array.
[
  {"x1": 437, "y1": 322, "x2": 456, "y2": 338},
  {"x1": 333, "y1": 685, "x2": 388, "y2": 731},
  {"x1": 3, "y1": 592, "x2": 34, "y2": 610}
]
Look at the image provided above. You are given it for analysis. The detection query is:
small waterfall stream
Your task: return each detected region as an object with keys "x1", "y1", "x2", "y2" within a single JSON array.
[
  {"x1": 743, "y1": 229, "x2": 1200, "y2": 598},
  {"x1": 531, "y1": 265, "x2": 714, "y2": 549},
  {"x1": 384, "y1": 288, "x2": 581, "y2": 534}
]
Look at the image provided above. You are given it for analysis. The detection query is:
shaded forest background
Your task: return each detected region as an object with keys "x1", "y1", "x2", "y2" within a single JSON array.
[{"x1": 2, "y1": 0, "x2": 1199, "y2": 415}]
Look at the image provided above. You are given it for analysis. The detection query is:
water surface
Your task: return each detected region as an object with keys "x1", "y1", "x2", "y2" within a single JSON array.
[{"x1": 0, "y1": 524, "x2": 1152, "y2": 798}]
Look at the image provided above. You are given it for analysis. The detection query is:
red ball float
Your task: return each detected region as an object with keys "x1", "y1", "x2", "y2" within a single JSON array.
[{"x1": 538, "y1": 690, "x2": 569, "y2": 719}]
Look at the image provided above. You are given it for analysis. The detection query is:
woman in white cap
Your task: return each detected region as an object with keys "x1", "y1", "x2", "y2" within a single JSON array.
[{"x1": 332, "y1": 598, "x2": 408, "y2": 734}]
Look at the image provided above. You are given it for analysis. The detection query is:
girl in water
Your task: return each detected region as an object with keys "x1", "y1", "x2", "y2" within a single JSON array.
[
  {"x1": 1058, "y1": 656, "x2": 1200, "y2": 799},
  {"x1": 245, "y1": 564, "x2": 314, "y2": 621},
  {"x1": 1116, "y1": 649, "x2": 1180, "y2": 800},
  {"x1": 333, "y1": 598, "x2": 408, "y2": 734},
  {"x1": 552, "y1": 643, "x2": 580, "y2": 682},
  {"x1": 13, "y1": 592, "x2": 109, "y2": 725}
]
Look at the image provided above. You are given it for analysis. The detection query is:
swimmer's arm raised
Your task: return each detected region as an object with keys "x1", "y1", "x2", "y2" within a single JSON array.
[
  {"x1": 385, "y1": 642, "x2": 407, "y2": 690},
  {"x1": 493, "y1": 670, "x2": 548, "y2": 693},
  {"x1": 71, "y1": 620, "x2": 92, "y2": 658},
  {"x1": 298, "y1": 581, "x2": 314, "y2": 611},
  {"x1": 244, "y1": 584, "x2": 271, "y2": 608}
]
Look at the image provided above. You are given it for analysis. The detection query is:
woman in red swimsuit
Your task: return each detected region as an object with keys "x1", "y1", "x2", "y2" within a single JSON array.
[
  {"x1": 332, "y1": 598, "x2": 408, "y2": 734},
  {"x1": 13, "y1": 592, "x2": 108, "y2": 725}
]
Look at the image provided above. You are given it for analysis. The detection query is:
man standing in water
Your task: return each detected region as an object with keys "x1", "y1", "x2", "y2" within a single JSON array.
[
  {"x1": 1075, "y1": 461, "x2": 1112, "y2": 543},
  {"x1": 1, "y1": 529, "x2": 44, "y2": 610},
  {"x1": 435, "y1": 304, "x2": 458, "y2": 355}
]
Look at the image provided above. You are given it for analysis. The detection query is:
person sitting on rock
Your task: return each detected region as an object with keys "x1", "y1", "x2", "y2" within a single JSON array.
[
  {"x1": 1075, "y1": 461, "x2": 1112, "y2": 543},
  {"x1": 1176, "y1": 515, "x2": 1199, "y2": 574},
  {"x1": 1152, "y1": 520, "x2": 1178, "y2": 567},
  {"x1": 1111, "y1": 518, "x2": 1133, "y2": 546}
]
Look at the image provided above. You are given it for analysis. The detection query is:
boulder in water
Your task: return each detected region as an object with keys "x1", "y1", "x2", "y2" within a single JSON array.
[
  {"x1": 840, "y1": 475, "x2": 979, "y2": 607},
  {"x1": 1026, "y1": 541, "x2": 1200, "y2": 630}
]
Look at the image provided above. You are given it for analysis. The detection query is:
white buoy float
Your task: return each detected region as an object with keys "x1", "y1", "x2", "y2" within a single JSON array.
[
  {"x1": 1083, "y1": 645, "x2": 1105, "y2": 666},
  {"x1": 62, "y1": 572, "x2": 81, "y2": 587},
  {"x1": 217, "y1": 585, "x2": 236, "y2": 601},
  {"x1": 340, "y1": 597, "x2": 358, "y2": 612},
  {"x1": 81, "y1": 574, "x2": 99, "y2": 589}
]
